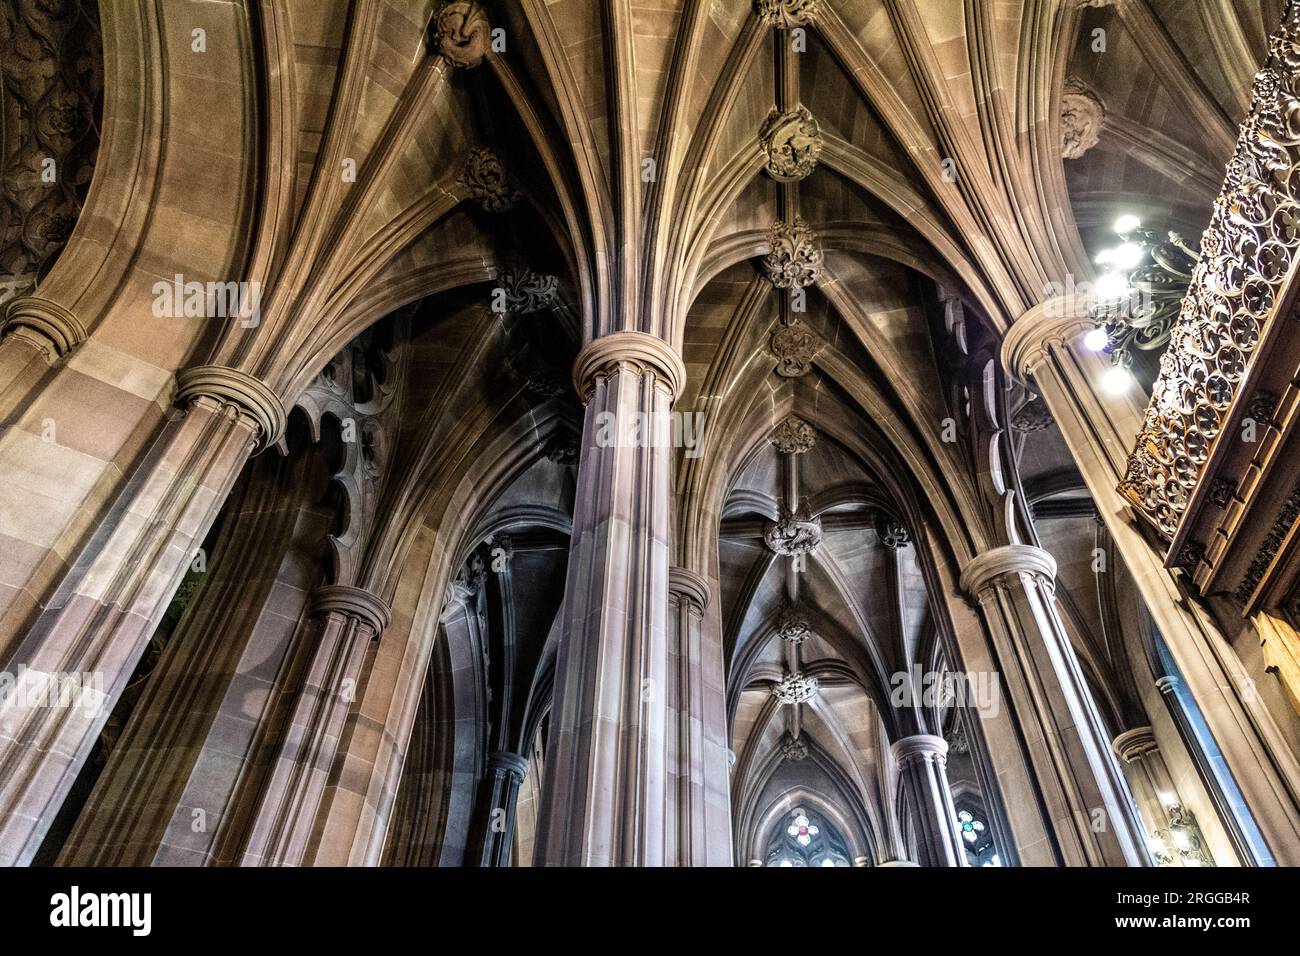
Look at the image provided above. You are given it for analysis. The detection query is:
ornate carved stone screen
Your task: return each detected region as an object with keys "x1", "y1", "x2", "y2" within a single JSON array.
[{"x1": 1118, "y1": 3, "x2": 1300, "y2": 635}]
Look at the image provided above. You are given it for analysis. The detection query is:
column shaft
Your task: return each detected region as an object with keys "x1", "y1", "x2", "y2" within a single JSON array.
[
  {"x1": 891, "y1": 734, "x2": 967, "y2": 867},
  {"x1": 0, "y1": 391, "x2": 267, "y2": 865},
  {"x1": 962, "y1": 544, "x2": 1149, "y2": 866},
  {"x1": 241, "y1": 586, "x2": 390, "y2": 866},
  {"x1": 1005, "y1": 302, "x2": 1300, "y2": 860},
  {"x1": 534, "y1": 332, "x2": 683, "y2": 866},
  {"x1": 666, "y1": 567, "x2": 731, "y2": 866},
  {"x1": 473, "y1": 751, "x2": 527, "y2": 867}
]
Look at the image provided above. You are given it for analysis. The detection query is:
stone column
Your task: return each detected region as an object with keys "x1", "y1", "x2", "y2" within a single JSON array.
[
  {"x1": 1004, "y1": 298, "x2": 1300, "y2": 861},
  {"x1": 534, "y1": 331, "x2": 684, "y2": 866},
  {"x1": 1114, "y1": 724, "x2": 1215, "y2": 867},
  {"x1": 961, "y1": 543, "x2": 1150, "y2": 866},
  {"x1": 666, "y1": 566, "x2": 732, "y2": 866},
  {"x1": 473, "y1": 750, "x2": 528, "y2": 867},
  {"x1": 0, "y1": 365, "x2": 282, "y2": 865},
  {"x1": 241, "y1": 585, "x2": 391, "y2": 866},
  {"x1": 890, "y1": 734, "x2": 967, "y2": 867}
]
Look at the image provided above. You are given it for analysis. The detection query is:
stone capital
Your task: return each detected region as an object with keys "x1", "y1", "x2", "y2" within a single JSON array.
[
  {"x1": 309, "y1": 584, "x2": 392, "y2": 636},
  {"x1": 1, "y1": 295, "x2": 87, "y2": 361},
  {"x1": 960, "y1": 544, "x2": 1057, "y2": 597},
  {"x1": 572, "y1": 330, "x2": 686, "y2": 403},
  {"x1": 1112, "y1": 726, "x2": 1159, "y2": 764},
  {"x1": 668, "y1": 566, "x2": 711, "y2": 611},
  {"x1": 890, "y1": 733, "x2": 949, "y2": 767},
  {"x1": 175, "y1": 365, "x2": 288, "y2": 453},
  {"x1": 486, "y1": 750, "x2": 529, "y2": 779},
  {"x1": 1000, "y1": 295, "x2": 1094, "y2": 384}
]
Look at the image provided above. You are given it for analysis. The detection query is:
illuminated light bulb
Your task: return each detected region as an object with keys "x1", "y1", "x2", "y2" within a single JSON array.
[
  {"x1": 1083, "y1": 327, "x2": 1109, "y2": 352},
  {"x1": 1094, "y1": 248, "x2": 1115, "y2": 266},
  {"x1": 1114, "y1": 214, "x2": 1141, "y2": 235},
  {"x1": 1101, "y1": 366, "x2": 1132, "y2": 394},
  {"x1": 1094, "y1": 271, "x2": 1129, "y2": 300},
  {"x1": 1112, "y1": 242, "x2": 1144, "y2": 270}
]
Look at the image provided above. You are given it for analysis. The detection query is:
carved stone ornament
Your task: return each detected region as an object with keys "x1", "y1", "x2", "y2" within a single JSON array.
[
  {"x1": 540, "y1": 429, "x2": 580, "y2": 466},
  {"x1": 770, "y1": 415, "x2": 816, "y2": 454},
  {"x1": 459, "y1": 147, "x2": 520, "y2": 212},
  {"x1": 1120, "y1": 8, "x2": 1300, "y2": 540},
  {"x1": 1, "y1": 0, "x2": 102, "y2": 282},
  {"x1": 780, "y1": 731, "x2": 809, "y2": 761},
  {"x1": 874, "y1": 512, "x2": 911, "y2": 549},
  {"x1": 776, "y1": 604, "x2": 811, "y2": 644},
  {"x1": 496, "y1": 268, "x2": 559, "y2": 314},
  {"x1": 760, "y1": 106, "x2": 823, "y2": 182},
  {"x1": 764, "y1": 509, "x2": 823, "y2": 555},
  {"x1": 763, "y1": 217, "x2": 822, "y2": 289},
  {"x1": 1011, "y1": 396, "x2": 1053, "y2": 432},
  {"x1": 772, "y1": 671, "x2": 819, "y2": 705},
  {"x1": 770, "y1": 322, "x2": 819, "y2": 377},
  {"x1": 1060, "y1": 78, "x2": 1104, "y2": 160},
  {"x1": 755, "y1": 0, "x2": 819, "y2": 29},
  {"x1": 431, "y1": 1, "x2": 491, "y2": 69}
]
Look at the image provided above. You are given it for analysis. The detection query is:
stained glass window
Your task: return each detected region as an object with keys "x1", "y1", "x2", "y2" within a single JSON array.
[
  {"x1": 957, "y1": 808, "x2": 985, "y2": 844},
  {"x1": 787, "y1": 812, "x2": 819, "y2": 846},
  {"x1": 764, "y1": 808, "x2": 851, "y2": 866},
  {"x1": 954, "y1": 804, "x2": 1000, "y2": 866}
]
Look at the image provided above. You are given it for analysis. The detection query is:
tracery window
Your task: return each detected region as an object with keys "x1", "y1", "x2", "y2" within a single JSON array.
[
  {"x1": 764, "y1": 807, "x2": 851, "y2": 867},
  {"x1": 954, "y1": 804, "x2": 1000, "y2": 867}
]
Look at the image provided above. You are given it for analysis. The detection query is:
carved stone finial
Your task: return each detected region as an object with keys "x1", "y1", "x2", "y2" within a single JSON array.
[
  {"x1": 495, "y1": 268, "x2": 559, "y2": 314},
  {"x1": 874, "y1": 512, "x2": 911, "y2": 549},
  {"x1": 770, "y1": 322, "x2": 820, "y2": 377},
  {"x1": 764, "y1": 509, "x2": 823, "y2": 555},
  {"x1": 459, "y1": 148, "x2": 520, "y2": 212},
  {"x1": 1060, "y1": 78, "x2": 1104, "y2": 159},
  {"x1": 760, "y1": 106, "x2": 822, "y2": 182},
  {"x1": 773, "y1": 671, "x2": 819, "y2": 705},
  {"x1": 770, "y1": 415, "x2": 816, "y2": 454},
  {"x1": 431, "y1": 1, "x2": 491, "y2": 69},
  {"x1": 763, "y1": 217, "x2": 822, "y2": 289},
  {"x1": 776, "y1": 604, "x2": 811, "y2": 644},
  {"x1": 755, "y1": 0, "x2": 819, "y2": 29}
]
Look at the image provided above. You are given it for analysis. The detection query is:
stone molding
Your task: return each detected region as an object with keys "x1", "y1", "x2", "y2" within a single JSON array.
[
  {"x1": 959, "y1": 544, "x2": 1058, "y2": 597},
  {"x1": 668, "y1": 566, "x2": 711, "y2": 611},
  {"x1": 486, "y1": 750, "x2": 529, "y2": 778},
  {"x1": 309, "y1": 584, "x2": 392, "y2": 635},
  {"x1": 1000, "y1": 295, "x2": 1093, "y2": 384},
  {"x1": 176, "y1": 365, "x2": 288, "y2": 452},
  {"x1": 1111, "y1": 726, "x2": 1159, "y2": 763},
  {"x1": 571, "y1": 330, "x2": 686, "y2": 402},
  {"x1": 1, "y1": 295, "x2": 87, "y2": 360},
  {"x1": 890, "y1": 733, "x2": 949, "y2": 767}
]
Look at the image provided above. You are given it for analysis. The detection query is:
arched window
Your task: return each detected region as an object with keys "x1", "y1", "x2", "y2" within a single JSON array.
[
  {"x1": 764, "y1": 807, "x2": 851, "y2": 867},
  {"x1": 954, "y1": 804, "x2": 1000, "y2": 867}
]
